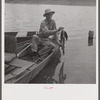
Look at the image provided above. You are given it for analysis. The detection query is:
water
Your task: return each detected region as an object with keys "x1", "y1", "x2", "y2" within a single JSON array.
[
  {"x1": 5, "y1": 4, "x2": 96, "y2": 83},
  {"x1": 5, "y1": 4, "x2": 96, "y2": 37},
  {"x1": 30, "y1": 37, "x2": 96, "y2": 84}
]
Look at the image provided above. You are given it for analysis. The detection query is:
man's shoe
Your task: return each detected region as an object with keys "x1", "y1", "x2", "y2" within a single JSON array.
[
  {"x1": 32, "y1": 51, "x2": 39, "y2": 61},
  {"x1": 32, "y1": 51, "x2": 38, "y2": 56}
]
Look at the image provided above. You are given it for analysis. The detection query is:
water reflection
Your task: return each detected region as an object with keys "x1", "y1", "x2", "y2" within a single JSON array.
[
  {"x1": 88, "y1": 30, "x2": 94, "y2": 46},
  {"x1": 58, "y1": 62, "x2": 66, "y2": 83},
  {"x1": 44, "y1": 62, "x2": 66, "y2": 83},
  {"x1": 30, "y1": 48, "x2": 67, "y2": 84},
  {"x1": 88, "y1": 38, "x2": 93, "y2": 46},
  {"x1": 61, "y1": 43, "x2": 65, "y2": 55},
  {"x1": 30, "y1": 49, "x2": 62, "y2": 83}
]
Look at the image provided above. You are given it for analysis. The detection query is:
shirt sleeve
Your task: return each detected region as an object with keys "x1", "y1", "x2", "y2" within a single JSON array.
[
  {"x1": 39, "y1": 21, "x2": 48, "y2": 34},
  {"x1": 52, "y1": 20, "x2": 57, "y2": 30},
  {"x1": 39, "y1": 20, "x2": 57, "y2": 36}
]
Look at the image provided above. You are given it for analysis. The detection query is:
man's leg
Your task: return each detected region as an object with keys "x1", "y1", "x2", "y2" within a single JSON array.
[
  {"x1": 38, "y1": 39, "x2": 55, "y2": 56},
  {"x1": 42, "y1": 39, "x2": 55, "y2": 47},
  {"x1": 31, "y1": 35, "x2": 41, "y2": 52}
]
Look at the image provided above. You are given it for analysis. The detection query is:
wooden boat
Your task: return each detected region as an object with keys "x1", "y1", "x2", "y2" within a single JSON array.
[
  {"x1": 5, "y1": 32, "x2": 60, "y2": 83},
  {"x1": 5, "y1": 31, "x2": 37, "y2": 54}
]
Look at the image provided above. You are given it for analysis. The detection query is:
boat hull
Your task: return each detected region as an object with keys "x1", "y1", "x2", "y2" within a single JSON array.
[{"x1": 6, "y1": 45, "x2": 59, "y2": 83}]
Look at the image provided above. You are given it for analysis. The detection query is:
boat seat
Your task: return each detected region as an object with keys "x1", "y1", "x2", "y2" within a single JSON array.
[
  {"x1": 8, "y1": 58, "x2": 35, "y2": 76},
  {"x1": 5, "y1": 53, "x2": 16, "y2": 63},
  {"x1": 5, "y1": 35, "x2": 17, "y2": 63},
  {"x1": 27, "y1": 31, "x2": 37, "y2": 36},
  {"x1": 5, "y1": 35, "x2": 17, "y2": 53},
  {"x1": 9, "y1": 58, "x2": 35, "y2": 68},
  {"x1": 5, "y1": 32, "x2": 18, "y2": 37},
  {"x1": 5, "y1": 58, "x2": 35, "y2": 82}
]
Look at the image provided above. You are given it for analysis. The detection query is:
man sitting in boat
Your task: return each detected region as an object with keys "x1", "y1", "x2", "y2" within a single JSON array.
[{"x1": 31, "y1": 9, "x2": 64, "y2": 57}]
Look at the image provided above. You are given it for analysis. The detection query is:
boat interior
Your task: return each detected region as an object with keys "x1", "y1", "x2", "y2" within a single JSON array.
[{"x1": 5, "y1": 32, "x2": 54, "y2": 83}]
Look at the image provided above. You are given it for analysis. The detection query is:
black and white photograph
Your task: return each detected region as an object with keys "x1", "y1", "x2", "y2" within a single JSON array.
[{"x1": 4, "y1": 0, "x2": 96, "y2": 84}]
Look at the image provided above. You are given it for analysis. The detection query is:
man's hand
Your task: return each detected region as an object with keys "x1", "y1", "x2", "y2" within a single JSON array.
[{"x1": 57, "y1": 27, "x2": 64, "y2": 32}]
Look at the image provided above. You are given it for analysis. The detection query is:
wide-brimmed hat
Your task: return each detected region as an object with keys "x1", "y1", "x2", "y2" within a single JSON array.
[{"x1": 43, "y1": 9, "x2": 55, "y2": 17}]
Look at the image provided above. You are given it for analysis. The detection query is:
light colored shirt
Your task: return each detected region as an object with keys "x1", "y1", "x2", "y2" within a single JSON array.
[
  {"x1": 38, "y1": 19, "x2": 57, "y2": 38},
  {"x1": 39, "y1": 19, "x2": 59, "y2": 43}
]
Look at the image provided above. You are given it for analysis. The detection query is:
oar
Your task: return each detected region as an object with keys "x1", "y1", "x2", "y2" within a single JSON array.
[{"x1": 17, "y1": 43, "x2": 32, "y2": 57}]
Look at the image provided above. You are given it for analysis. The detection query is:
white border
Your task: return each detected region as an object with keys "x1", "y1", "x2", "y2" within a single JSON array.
[
  {"x1": 2, "y1": 0, "x2": 4, "y2": 99},
  {"x1": 96, "y1": 0, "x2": 98, "y2": 89}
]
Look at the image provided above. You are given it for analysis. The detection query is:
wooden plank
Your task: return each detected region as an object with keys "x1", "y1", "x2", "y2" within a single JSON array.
[
  {"x1": 5, "y1": 74, "x2": 15, "y2": 82},
  {"x1": 11, "y1": 68, "x2": 28, "y2": 76},
  {"x1": 17, "y1": 43, "x2": 31, "y2": 57},
  {"x1": 5, "y1": 32, "x2": 18, "y2": 37},
  {"x1": 16, "y1": 37, "x2": 32, "y2": 43},
  {"x1": 27, "y1": 31, "x2": 37, "y2": 36},
  {"x1": 5, "y1": 64, "x2": 9, "y2": 69},
  {"x1": 9, "y1": 58, "x2": 34, "y2": 75},
  {"x1": 9, "y1": 58, "x2": 34, "y2": 68},
  {"x1": 5, "y1": 65, "x2": 18, "y2": 74},
  {"x1": 16, "y1": 40, "x2": 31, "y2": 54},
  {"x1": 17, "y1": 40, "x2": 31, "y2": 47},
  {"x1": 5, "y1": 59, "x2": 35, "y2": 81},
  {"x1": 5, "y1": 35, "x2": 17, "y2": 53}
]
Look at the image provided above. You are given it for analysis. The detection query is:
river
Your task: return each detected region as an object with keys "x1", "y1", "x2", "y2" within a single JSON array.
[{"x1": 5, "y1": 4, "x2": 96, "y2": 83}]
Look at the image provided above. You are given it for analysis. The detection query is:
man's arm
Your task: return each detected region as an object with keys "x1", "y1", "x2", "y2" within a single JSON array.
[
  {"x1": 39, "y1": 23, "x2": 58, "y2": 36},
  {"x1": 39, "y1": 21, "x2": 64, "y2": 36},
  {"x1": 44, "y1": 29, "x2": 59, "y2": 36}
]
